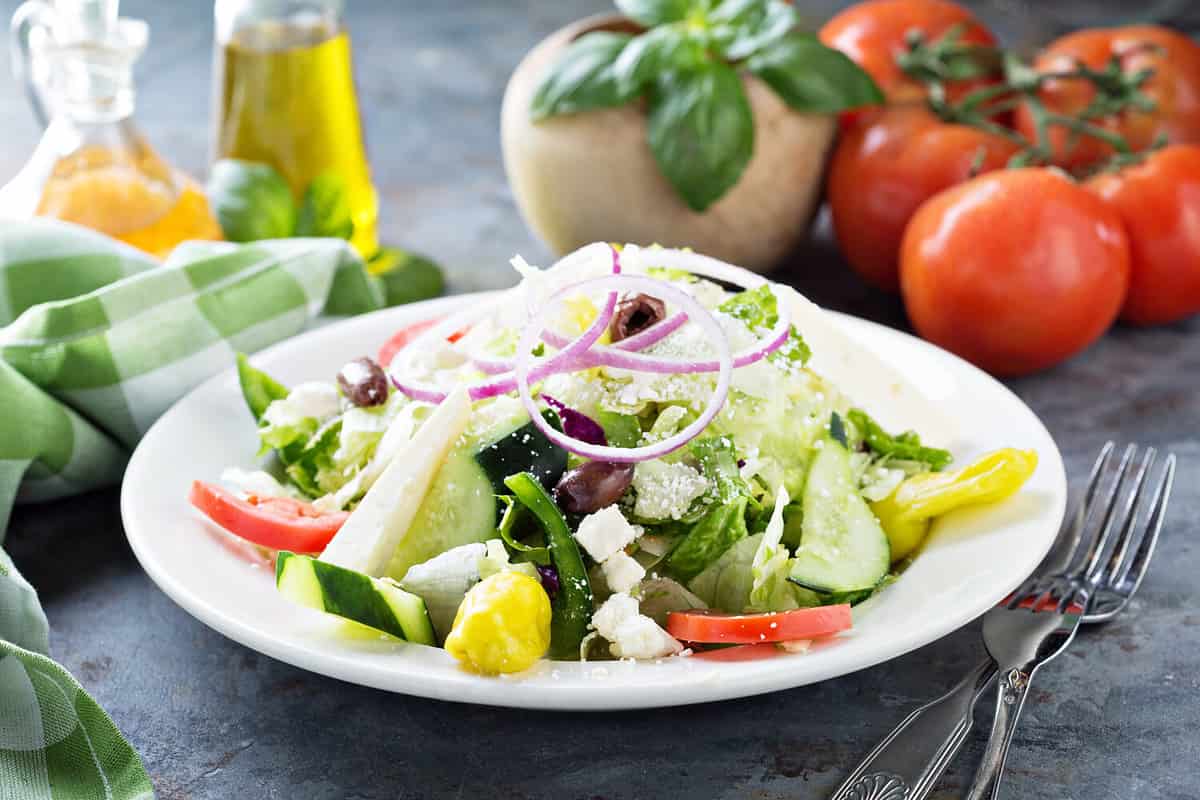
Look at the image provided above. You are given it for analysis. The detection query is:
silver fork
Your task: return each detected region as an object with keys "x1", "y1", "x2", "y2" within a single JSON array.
[
  {"x1": 829, "y1": 443, "x2": 1174, "y2": 800},
  {"x1": 964, "y1": 445, "x2": 1175, "y2": 800}
]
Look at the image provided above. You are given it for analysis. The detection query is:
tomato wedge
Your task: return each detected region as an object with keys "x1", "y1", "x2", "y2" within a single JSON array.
[
  {"x1": 376, "y1": 317, "x2": 468, "y2": 367},
  {"x1": 666, "y1": 606, "x2": 852, "y2": 645},
  {"x1": 189, "y1": 480, "x2": 348, "y2": 554}
]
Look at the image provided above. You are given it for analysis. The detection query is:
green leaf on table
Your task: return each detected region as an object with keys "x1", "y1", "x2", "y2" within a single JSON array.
[
  {"x1": 368, "y1": 246, "x2": 445, "y2": 306},
  {"x1": 647, "y1": 60, "x2": 754, "y2": 212},
  {"x1": 747, "y1": 33, "x2": 883, "y2": 112},
  {"x1": 615, "y1": 0, "x2": 694, "y2": 27},
  {"x1": 207, "y1": 159, "x2": 297, "y2": 242},
  {"x1": 531, "y1": 32, "x2": 635, "y2": 119},
  {"x1": 296, "y1": 172, "x2": 355, "y2": 240},
  {"x1": 710, "y1": 0, "x2": 799, "y2": 61}
]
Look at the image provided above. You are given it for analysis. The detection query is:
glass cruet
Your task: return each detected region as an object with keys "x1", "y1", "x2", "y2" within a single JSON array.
[
  {"x1": 2, "y1": 0, "x2": 222, "y2": 258},
  {"x1": 212, "y1": 0, "x2": 379, "y2": 257}
]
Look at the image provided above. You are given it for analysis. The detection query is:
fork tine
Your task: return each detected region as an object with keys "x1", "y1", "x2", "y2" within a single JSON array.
[
  {"x1": 1078, "y1": 444, "x2": 1137, "y2": 579},
  {"x1": 1111, "y1": 454, "x2": 1175, "y2": 593},
  {"x1": 1098, "y1": 448, "x2": 1157, "y2": 585},
  {"x1": 1010, "y1": 443, "x2": 1116, "y2": 608}
]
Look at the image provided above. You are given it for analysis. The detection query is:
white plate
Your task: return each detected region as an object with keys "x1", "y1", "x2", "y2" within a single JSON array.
[{"x1": 122, "y1": 294, "x2": 1066, "y2": 710}]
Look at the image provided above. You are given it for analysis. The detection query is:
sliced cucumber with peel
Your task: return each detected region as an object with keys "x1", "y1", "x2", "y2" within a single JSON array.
[
  {"x1": 788, "y1": 433, "x2": 890, "y2": 594},
  {"x1": 277, "y1": 551, "x2": 436, "y2": 646}
]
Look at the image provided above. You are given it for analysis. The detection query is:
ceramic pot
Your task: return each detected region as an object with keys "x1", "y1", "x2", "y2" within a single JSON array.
[{"x1": 501, "y1": 14, "x2": 837, "y2": 273}]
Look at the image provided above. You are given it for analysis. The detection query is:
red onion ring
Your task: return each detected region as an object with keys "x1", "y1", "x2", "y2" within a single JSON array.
[{"x1": 515, "y1": 275, "x2": 733, "y2": 463}]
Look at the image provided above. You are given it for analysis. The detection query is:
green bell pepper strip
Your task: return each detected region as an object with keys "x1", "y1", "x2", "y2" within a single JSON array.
[{"x1": 504, "y1": 473, "x2": 593, "y2": 659}]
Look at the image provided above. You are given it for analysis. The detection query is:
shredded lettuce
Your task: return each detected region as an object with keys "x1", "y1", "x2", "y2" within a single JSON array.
[
  {"x1": 718, "y1": 285, "x2": 811, "y2": 368},
  {"x1": 691, "y1": 435, "x2": 756, "y2": 506},
  {"x1": 749, "y1": 488, "x2": 812, "y2": 611}
]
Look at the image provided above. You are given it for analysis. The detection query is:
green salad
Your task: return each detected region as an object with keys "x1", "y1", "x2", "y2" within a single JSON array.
[{"x1": 190, "y1": 243, "x2": 1036, "y2": 674}]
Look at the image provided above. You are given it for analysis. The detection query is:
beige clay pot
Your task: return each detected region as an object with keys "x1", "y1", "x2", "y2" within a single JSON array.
[{"x1": 501, "y1": 14, "x2": 837, "y2": 274}]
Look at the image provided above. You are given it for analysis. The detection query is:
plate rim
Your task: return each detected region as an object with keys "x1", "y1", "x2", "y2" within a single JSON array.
[{"x1": 121, "y1": 293, "x2": 1067, "y2": 710}]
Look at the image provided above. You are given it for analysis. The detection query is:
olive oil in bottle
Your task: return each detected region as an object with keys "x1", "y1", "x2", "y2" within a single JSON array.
[{"x1": 213, "y1": 15, "x2": 378, "y2": 256}]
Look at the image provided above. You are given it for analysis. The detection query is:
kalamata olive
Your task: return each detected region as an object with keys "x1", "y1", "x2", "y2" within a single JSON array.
[
  {"x1": 337, "y1": 357, "x2": 389, "y2": 407},
  {"x1": 610, "y1": 293, "x2": 666, "y2": 342},
  {"x1": 554, "y1": 461, "x2": 635, "y2": 514}
]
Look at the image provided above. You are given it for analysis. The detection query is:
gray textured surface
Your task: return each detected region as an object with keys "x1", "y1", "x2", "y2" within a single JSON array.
[{"x1": 2, "y1": 1, "x2": 1199, "y2": 798}]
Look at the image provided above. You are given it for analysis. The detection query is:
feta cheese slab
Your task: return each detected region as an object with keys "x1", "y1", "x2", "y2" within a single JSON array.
[
  {"x1": 263, "y1": 381, "x2": 340, "y2": 427},
  {"x1": 574, "y1": 506, "x2": 639, "y2": 562},
  {"x1": 602, "y1": 551, "x2": 646, "y2": 594}
]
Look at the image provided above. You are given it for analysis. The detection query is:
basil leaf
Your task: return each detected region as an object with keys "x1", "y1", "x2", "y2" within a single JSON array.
[
  {"x1": 647, "y1": 61, "x2": 754, "y2": 212},
  {"x1": 367, "y1": 246, "x2": 445, "y2": 306},
  {"x1": 711, "y1": 0, "x2": 798, "y2": 61},
  {"x1": 531, "y1": 32, "x2": 633, "y2": 119},
  {"x1": 612, "y1": 25, "x2": 699, "y2": 96},
  {"x1": 747, "y1": 33, "x2": 884, "y2": 112},
  {"x1": 295, "y1": 172, "x2": 355, "y2": 240},
  {"x1": 207, "y1": 159, "x2": 296, "y2": 242},
  {"x1": 615, "y1": 0, "x2": 693, "y2": 26}
]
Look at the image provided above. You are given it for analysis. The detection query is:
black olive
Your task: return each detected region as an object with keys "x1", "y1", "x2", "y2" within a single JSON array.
[
  {"x1": 610, "y1": 293, "x2": 666, "y2": 342},
  {"x1": 337, "y1": 357, "x2": 389, "y2": 407},
  {"x1": 554, "y1": 461, "x2": 635, "y2": 514}
]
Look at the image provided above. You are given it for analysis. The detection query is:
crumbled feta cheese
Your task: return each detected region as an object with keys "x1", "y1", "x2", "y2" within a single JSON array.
[
  {"x1": 602, "y1": 551, "x2": 646, "y2": 594},
  {"x1": 591, "y1": 592, "x2": 640, "y2": 640},
  {"x1": 608, "y1": 615, "x2": 683, "y2": 660},
  {"x1": 574, "y1": 506, "x2": 639, "y2": 562},
  {"x1": 632, "y1": 460, "x2": 709, "y2": 521},
  {"x1": 263, "y1": 382, "x2": 340, "y2": 427}
]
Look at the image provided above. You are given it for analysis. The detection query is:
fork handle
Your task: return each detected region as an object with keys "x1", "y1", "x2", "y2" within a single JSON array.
[
  {"x1": 964, "y1": 665, "x2": 1037, "y2": 800},
  {"x1": 830, "y1": 658, "x2": 997, "y2": 800}
]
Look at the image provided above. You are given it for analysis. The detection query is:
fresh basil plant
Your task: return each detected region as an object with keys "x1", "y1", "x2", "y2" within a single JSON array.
[{"x1": 531, "y1": 0, "x2": 882, "y2": 211}]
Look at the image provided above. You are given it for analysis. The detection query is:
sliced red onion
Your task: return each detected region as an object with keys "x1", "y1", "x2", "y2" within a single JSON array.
[
  {"x1": 393, "y1": 247, "x2": 623, "y2": 403},
  {"x1": 542, "y1": 395, "x2": 606, "y2": 445},
  {"x1": 515, "y1": 275, "x2": 733, "y2": 463}
]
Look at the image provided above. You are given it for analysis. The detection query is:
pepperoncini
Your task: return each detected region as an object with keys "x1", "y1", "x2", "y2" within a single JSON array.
[
  {"x1": 871, "y1": 448, "x2": 1038, "y2": 562},
  {"x1": 444, "y1": 571, "x2": 551, "y2": 674}
]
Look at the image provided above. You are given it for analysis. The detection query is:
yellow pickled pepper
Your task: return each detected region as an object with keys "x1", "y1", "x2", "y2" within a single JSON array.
[{"x1": 872, "y1": 449, "x2": 1039, "y2": 562}]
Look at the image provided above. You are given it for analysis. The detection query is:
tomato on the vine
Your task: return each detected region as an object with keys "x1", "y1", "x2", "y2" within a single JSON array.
[
  {"x1": 819, "y1": 0, "x2": 998, "y2": 110},
  {"x1": 827, "y1": 106, "x2": 1019, "y2": 292},
  {"x1": 1088, "y1": 145, "x2": 1200, "y2": 325},
  {"x1": 900, "y1": 168, "x2": 1130, "y2": 376},
  {"x1": 1014, "y1": 26, "x2": 1200, "y2": 170}
]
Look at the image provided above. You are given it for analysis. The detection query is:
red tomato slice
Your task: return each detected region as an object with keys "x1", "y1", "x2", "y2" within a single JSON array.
[
  {"x1": 189, "y1": 480, "x2": 348, "y2": 554},
  {"x1": 692, "y1": 644, "x2": 787, "y2": 663},
  {"x1": 376, "y1": 317, "x2": 468, "y2": 367},
  {"x1": 667, "y1": 606, "x2": 852, "y2": 645}
]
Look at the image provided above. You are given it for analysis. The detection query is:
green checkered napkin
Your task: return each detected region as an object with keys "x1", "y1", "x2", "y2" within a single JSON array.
[{"x1": 0, "y1": 218, "x2": 385, "y2": 798}]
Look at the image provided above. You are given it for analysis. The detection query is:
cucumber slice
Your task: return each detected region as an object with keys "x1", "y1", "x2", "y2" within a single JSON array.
[
  {"x1": 788, "y1": 437, "x2": 890, "y2": 593},
  {"x1": 277, "y1": 551, "x2": 436, "y2": 645},
  {"x1": 385, "y1": 445, "x2": 497, "y2": 579},
  {"x1": 474, "y1": 411, "x2": 568, "y2": 495}
]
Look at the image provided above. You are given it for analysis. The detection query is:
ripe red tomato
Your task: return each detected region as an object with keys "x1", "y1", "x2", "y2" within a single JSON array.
[
  {"x1": 666, "y1": 605, "x2": 852, "y2": 645},
  {"x1": 819, "y1": 0, "x2": 998, "y2": 109},
  {"x1": 1088, "y1": 145, "x2": 1200, "y2": 325},
  {"x1": 900, "y1": 169, "x2": 1131, "y2": 376},
  {"x1": 1014, "y1": 26, "x2": 1200, "y2": 170},
  {"x1": 828, "y1": 106, "x2": 1019, "y2": 292},
  {"x1": 190, "y1": 480, "x2": 348, "y2": 553}
]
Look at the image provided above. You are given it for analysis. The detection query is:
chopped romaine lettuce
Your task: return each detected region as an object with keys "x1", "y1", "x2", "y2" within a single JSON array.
[
  {"x1": 665, "y1": 496, "x2": 749, "y2": 583},
  {"x1": 690, "y1": 435, "x2": 756, "y2": 506},
  {"x1": 283, "y1": 419, "x2": 342, "y2": 497},
  {"x1": 236, "y1": 353, "x2": 288, "y2": 423},
  {"x1": 749, "y1": 488, "x2": 809, "y2": 612},
  {"x1": 398, "y1": 542, "x2": 487, "y2": 640},
  {"x1": 631, "y1": 460, "x2": 710, "y2": 521},
  {"x1": 848, "y1": 408, "x2": 952, "y2": 471}
]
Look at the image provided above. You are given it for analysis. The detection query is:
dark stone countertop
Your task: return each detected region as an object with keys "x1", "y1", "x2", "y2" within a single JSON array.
[{"x1": 2, "y1": 1, "x2": 1197, "y2": 798}]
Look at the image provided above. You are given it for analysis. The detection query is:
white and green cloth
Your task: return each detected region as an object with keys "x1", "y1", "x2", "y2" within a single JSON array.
[{"x1": 0, "y1": 218, "x2": 385, "y2": 799}]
